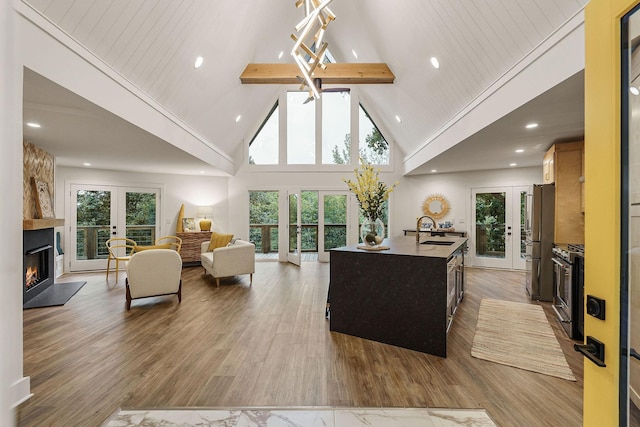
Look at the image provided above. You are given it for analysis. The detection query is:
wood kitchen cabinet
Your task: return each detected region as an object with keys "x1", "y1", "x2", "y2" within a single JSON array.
[{"x1": 543, "y1": 141, "x2": 584, "y2": 244}]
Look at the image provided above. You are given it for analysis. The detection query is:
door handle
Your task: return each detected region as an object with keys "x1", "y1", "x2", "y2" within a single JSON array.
[{"x1": 631, "y1": 348, "x2": 640, "y2": 361}]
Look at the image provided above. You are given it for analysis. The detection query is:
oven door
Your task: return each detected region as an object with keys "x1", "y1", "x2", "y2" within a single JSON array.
[{"x1": 553, "y1": 257, "x2": 572, "y2": 311}]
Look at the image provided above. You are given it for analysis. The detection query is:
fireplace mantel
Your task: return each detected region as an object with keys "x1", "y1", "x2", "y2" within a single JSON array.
[{"x1": 23, "y1": 218, "x2": 65, "y2": 230}]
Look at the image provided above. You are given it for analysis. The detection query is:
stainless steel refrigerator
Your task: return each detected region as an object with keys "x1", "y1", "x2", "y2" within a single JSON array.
[{"x1": 524, "y1": 184, "x2": 555, "y2": 301}]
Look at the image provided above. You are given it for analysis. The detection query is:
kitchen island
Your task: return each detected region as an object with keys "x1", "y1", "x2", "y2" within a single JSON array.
[{"x1": 328, "y1": 235, "x2": 467, "y2": 357}]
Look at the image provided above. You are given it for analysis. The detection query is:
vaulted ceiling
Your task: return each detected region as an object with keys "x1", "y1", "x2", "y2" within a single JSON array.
[{"x1": 20, "y1": 0, "x2": 587, "y2": 176}]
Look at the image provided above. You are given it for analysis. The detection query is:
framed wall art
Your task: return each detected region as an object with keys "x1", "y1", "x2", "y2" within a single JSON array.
[
  {"x1": 182, "y1": 217, "x2": 196, "y2": 232},
  {"x1": 31, "y1": 177, "x2": 54, "y2": 218}
]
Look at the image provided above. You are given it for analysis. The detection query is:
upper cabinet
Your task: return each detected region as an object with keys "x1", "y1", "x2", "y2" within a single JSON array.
[
  {"x1": 543, "y1": 141, "x2": 585, "y2": 244},
  {"x1": 543, "y1": 148, "x2": 555, "y2": 184}
]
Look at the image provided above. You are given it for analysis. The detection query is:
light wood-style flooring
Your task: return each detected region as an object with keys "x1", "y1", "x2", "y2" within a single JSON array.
[{"x1": 17, "y1": 262, "x2": 583, "y2": 427}]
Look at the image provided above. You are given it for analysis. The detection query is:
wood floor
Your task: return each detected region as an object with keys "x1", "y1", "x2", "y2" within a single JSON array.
[{"x1": 17, "y1": 262, "x2": 583, "y2": 427}]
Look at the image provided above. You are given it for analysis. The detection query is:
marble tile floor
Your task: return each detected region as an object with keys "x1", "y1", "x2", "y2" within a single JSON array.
[{"x1": 102, "y1": 407, "x2": 497, "y2": 427}]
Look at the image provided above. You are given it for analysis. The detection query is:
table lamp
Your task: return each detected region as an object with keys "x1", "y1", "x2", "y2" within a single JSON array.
[{"x1": 196, "y1": 206, "x2": 214, "y2": 231}]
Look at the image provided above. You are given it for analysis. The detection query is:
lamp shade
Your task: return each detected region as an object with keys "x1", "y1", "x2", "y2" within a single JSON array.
[
  {"x1": 196, "y1": 206, "x2": 214, "y2": 231},
  {"x1": 196, "y1": 205, "x2": 214, "y2": 218}
]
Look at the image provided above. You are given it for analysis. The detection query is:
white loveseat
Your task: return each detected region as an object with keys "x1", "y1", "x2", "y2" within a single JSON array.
[{"x1": 200, "y1": 239, "x2": 255, "y2": 287}]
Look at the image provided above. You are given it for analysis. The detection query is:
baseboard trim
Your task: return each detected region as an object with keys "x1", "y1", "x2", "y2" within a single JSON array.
[{"x1": 10, "y1": 376, "x2": 32, "y2": 408}]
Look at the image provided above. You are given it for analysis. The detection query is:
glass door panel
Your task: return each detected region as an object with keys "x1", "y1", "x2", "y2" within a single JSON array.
[
  {"x1": 625, "y1": 9, "x2": 640, "y2": 423},
  {"x1": 70, "y1": 184, "x2": 115, "y2": 271},
  {"x1": 512, "y1": 186, "x2": 529, "y2": 270},
  {"x1": 122, "y1": 190, "x2": 158, "y2": 245},
  {"x1": 473, "y1": 189, "x2": 508, "y2": 268},
  {"x1": 249, "y1": 191, "x2": 279, "y2": 257},
  {"x1": 318, "y1": 192, "x2": 348, "y2": 262}
]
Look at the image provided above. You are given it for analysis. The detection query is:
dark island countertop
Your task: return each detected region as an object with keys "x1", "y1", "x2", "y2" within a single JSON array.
[{"x1": 332, "y1": 235, "x2": 467, "y2": 259}]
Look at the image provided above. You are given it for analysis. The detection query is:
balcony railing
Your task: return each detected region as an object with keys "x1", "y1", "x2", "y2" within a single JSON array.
[
  {"x1": 250, "y1": 223, "x2": 347, "y2": 253},
  {"x1": 76, "y1": 225, "x2": 156, "y2": 260}
]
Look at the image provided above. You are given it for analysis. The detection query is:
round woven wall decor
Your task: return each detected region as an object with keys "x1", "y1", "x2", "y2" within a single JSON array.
[{"x1": 422, "y1": 194, "x2": 450, "y2": 219}]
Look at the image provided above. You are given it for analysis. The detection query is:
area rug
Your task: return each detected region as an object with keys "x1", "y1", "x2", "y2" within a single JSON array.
[
  {"x1": 471, "y1": 298, "x2": 576, "y2": 381},
  {"x1": 23, "y1": 281, "x2": 86, "y2": 309},
  {"x1": 103, "y1": 407, "x2": 497, "y2": 427}
]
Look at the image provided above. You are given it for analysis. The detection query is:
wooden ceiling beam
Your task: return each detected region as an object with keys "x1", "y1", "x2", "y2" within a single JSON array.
[{"x1": 240, "y1": 63, "x2": 395, "y2": 85}]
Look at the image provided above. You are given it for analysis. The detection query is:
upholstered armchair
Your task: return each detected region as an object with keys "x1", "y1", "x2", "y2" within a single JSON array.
[
  {"x1": 125, "y1": 249, "x2": 182, "y2": 310},
  {"x1": 200, "y1": 239, "x2": 255, "y2": 287}
]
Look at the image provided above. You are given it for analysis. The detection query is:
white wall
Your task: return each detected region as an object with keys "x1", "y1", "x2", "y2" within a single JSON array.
[
  {"x1": 2, "y1": 2, "x2": 26, "y2": 425},
  {"x1": 55, "y1": 167, "x2": 229, "y2": 268}
]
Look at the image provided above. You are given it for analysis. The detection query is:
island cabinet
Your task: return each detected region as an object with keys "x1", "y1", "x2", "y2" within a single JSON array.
[{"x1": 328, "y1": 236, "x2": 467, "y2": 358}]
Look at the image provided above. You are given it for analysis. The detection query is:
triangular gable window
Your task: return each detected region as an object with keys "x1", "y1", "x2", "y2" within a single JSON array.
[
  {"x1": 359, "y1": 104, "x2": 389, "y2": 165},
  {"x1": 249, "y1": 102, "x2": 279, "y2": 165}
]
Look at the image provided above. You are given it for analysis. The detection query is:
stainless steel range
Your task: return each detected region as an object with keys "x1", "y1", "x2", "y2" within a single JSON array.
[{"x1": 552, "y1": 243, "x2": 584, "y2": 340}]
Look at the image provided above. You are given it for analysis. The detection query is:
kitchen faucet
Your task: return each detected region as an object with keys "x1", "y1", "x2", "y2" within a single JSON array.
[{"x1": 416, "y1": 215, "x2": 437, "y2": 243}]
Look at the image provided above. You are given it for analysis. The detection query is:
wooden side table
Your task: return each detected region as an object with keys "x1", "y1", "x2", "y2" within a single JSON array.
[{"x1": 176, "y1": 231, "x2": 212, "y2": 266}]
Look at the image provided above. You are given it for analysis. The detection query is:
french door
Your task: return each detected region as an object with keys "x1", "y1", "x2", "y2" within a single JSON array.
[
  {"x1": 471, "y1": 186, "x2": 528, "y2": 270},
  {"x1": 69, "y1": 184, "x2": 160, "y2": 272},
  {"x1": 287, "y1": 189, "x2": 302, "y2": 266}
]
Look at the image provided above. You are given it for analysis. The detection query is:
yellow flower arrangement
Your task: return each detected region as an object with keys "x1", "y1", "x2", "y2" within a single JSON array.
[{"x1": 344, "y1": 161, "x2": 398, "y2": 221}]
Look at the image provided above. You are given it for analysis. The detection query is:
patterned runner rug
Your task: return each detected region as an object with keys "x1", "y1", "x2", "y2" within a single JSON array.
[{"x1": 471, "y1": 298, "x2": 576, "y2": 381}]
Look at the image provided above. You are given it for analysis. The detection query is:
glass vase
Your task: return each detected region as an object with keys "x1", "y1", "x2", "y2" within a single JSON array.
[{"x1": 360, "y1": 217, "x2": 385, "y2": 247}]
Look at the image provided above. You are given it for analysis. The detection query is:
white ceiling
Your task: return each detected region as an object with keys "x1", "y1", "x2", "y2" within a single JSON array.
[{"x1": 20, "y1": 0, "x2": 587, "y2": 176}]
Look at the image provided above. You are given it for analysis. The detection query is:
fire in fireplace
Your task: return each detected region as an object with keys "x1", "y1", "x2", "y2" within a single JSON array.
[
  {"x1": 23, "y1": 228, "x2": 55, "y2": 304},
  {"x1": 25, "y1": 245, "x2": 51, "y2": 290}
]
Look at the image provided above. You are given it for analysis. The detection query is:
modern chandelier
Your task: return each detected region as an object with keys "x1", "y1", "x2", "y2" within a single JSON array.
[{"x1": 290, "y1": 0, "x2": 336, "y2": 102}]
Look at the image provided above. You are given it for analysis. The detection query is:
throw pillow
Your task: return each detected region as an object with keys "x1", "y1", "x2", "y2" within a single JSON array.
[{"x1": 207, "y1": 232, "x2": 234, "y2": 252}]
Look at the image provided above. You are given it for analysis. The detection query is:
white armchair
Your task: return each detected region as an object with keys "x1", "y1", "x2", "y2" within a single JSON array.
[
  {"x1": 200, "y1": 239, "x2": 255, "y2": 287},
  {"x1": 125, "y1": 249, "x2": 182, "y2": 310}
]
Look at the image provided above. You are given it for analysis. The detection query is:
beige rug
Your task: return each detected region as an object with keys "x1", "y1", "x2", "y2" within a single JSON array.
[{"x1": 471, "y1": 298, "x2": 576, "y2": 381}]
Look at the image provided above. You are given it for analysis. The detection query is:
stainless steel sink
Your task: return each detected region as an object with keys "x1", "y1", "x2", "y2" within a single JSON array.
[{"x1": 421, "y1": 240, "x2": 455, "y2": 246}]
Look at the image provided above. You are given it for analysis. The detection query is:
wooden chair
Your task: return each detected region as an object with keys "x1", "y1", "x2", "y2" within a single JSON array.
[
  {"x1": 105, "y1": 237, "x2": 137, "y2": 284},
  {"x1": 125, "y1": 249, "x2": 182, "y2": 310},
  {"x1": 154, "y1": 235, "x2": 182, "y2": 253}
]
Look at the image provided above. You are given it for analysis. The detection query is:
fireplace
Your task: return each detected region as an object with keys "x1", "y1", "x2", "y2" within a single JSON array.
[{"x1": 23, "y1": 228, "x2": 55, "y2": 304}]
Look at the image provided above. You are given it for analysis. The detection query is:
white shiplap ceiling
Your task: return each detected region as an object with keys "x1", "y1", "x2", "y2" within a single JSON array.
[{"x1": 20, "y1": 0, "x2": 587, "y2": 176}]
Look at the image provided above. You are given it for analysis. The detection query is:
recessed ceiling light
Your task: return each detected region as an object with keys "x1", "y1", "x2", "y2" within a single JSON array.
[
  {"x1": 515, "y1": 149, "x2": 524, "y2": 153},
  {"x1": 83, "y1": 162, "x2": 91, "y2": 167},
  {"x1": 510, "y1": 163, "x2": 517, "y2": 167},
  {"x1": 525, "y1": 123, "x2": 538, "y2": 129},
  {"x1": 278, "y1": 50, "x2": 284, "y2": 59},
  {"x1": 430, "y1": 57, "x2": 440, "y2": 69},
  {"x1": 235, "y1": 115, "x2": 242, "y2": 123},
  {"x1": 631, "y1": 86, "x2": 640, "y2": 96},
  {"x1": 26, "y1": 122, "x2": 41, "y2": 128},
  {"x1": 352, "y1": 49, "x2": 358, "y2": 59},
  {"x1": 194, "y1": 56, "x2": 204, "y2": 69},
  {"x1": 199, "y1": 171, "x2": 205, "y2": 174},
  {"x1": 431, "y1": 169, "x2": 437, "y2": 173},
  {"x1": 395, "y1": 115, "x2": 402, "y2": 123}
]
